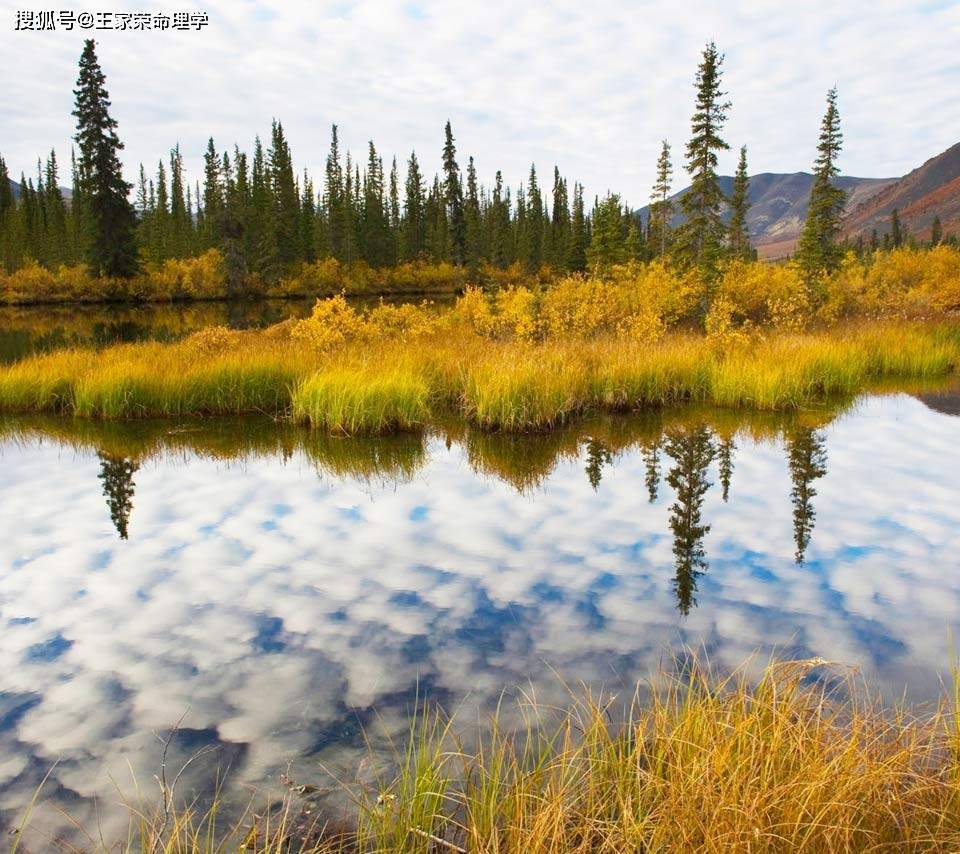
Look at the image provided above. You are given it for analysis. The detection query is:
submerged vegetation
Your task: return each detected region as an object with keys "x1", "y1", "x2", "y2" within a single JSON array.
[
  {"x1": 0, "y1": 250, "x2": 958, "y2": 431},
  {"x1": 16, "y1": 656, "x2": 960, "y2": 852}
]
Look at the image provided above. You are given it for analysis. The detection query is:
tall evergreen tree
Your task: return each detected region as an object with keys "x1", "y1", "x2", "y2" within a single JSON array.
[
  {"x1": 525, "y1": 164, "x2": 544, "y2": 271},
  {"x1": 649, "y1": 140, "x2": 674, "y2": 260},
  {"x1": 442, "y1": 121, "x2": 465, "y2": 265},
  {"x1": 486, "y1": 170, "x2": 507, "y2": 269},
  {"x1": 550, "y1": 166, "x2": 571, "y2": 270},
  {"x1": 464, "y1": 156, "x2": 482, "y2": 270},
  {"x1": 728, "y1": 145, "x2": 751, "y2": 259},
  {"x1": 674, "y1": 42, "x2": 731, "y2": 283},
  {"x1": 71, "y1": 39, "x2": 139, "y2": 277},
  {"x1": 587, "y1": 193, "x2": 629, "y2": 268},
  {"x1": 324, "y1": 125, "x2": 345, "y2": 260},
  {"x1": 269, "y1": 121, "x2": 300, "y2": 270},
  {"x1": 401, "y1": 151, "x2": 425, "y2": 261},
  {"x1": 567, "y1": 182, "x2": 587, "y2": 272},
  {"x1": 931, "y1": 215, "x2": 943, "y2": 247},
  {"x1": 200, "y1": 136, "x2": 222, "y2": 250},
  {"x1": 387, "y1": 157, "x2": 400, "y2": 265},
  {"x1": 890, "y1": 208, "x2": 903, "y2": 248},
  {"x1": 797, "y1": 87, "x2": 845, "y2": 284}
]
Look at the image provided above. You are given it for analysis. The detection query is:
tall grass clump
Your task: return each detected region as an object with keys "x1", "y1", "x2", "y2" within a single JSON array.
[{"x1": 293, "y1": 363, "x2": 432, "y2": 434}]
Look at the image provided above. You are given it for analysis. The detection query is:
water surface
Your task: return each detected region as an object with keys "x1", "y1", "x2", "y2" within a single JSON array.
[{"x1": 1, "y1": 392, "x2": 959, "y2": 843}]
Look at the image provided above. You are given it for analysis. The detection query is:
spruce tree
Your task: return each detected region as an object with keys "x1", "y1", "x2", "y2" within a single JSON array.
[
  {"x1": 361, "y1": 141, "x2": 387, "y2": 266},
  {"x1": 0, "y1": 156, "x2": 11, "y2": 220},
  {"x1": 890, "y1": 208, "x2": 903, "y2": 248},
  {"x1": 464, "y1": 156, "x2": 482, "y2": 271},
  {"x1": 44, "y1": 150, "x2": 68, "y2": 266},
  {"x1": 587, "y1": 193, "x2": 629, "y2": 268},
  {"x1": 387, "y1": 157, "x2": 400, "y2": 265},
  {"x1": 169, "y1": 145, "x2": 189, "y2": 257},
  {"x1": 728, "y1": 145, "x2": 751, "y2": 259},
  {"x1": 442, "y1": 121, "x2": 465, "y2": 265},
  {"x1": 72, "y1": 39, "x2": 139, "y2": 277},
  {"x1": 324, "y1": 125, "x2": 345, "y2": 260},
  {"x1": 550, "y1": 167, "x2": 571, "y2": 270},
  {"x1": 931, "y1": 215, "x2": 943, "y2": 247},
  {"x1": 269, "y1": 121, "x2": 300, "y2": 270},
  {"x1": 674, "y1": 42, "x2": 731, "y2": 283},
  {"x1": 401, "y1": 151, "x2": 425, "y2": 261},
  {"x1": 201, "y1": 137, "x2": 222, "y2": 250},
  {"x1": 567, "y1": 182, "x2": 587, "y2": 272},
  {"x1": 154, "y1": 159, "x2": 170, "y2": 260},
  {"x1": 797, "y1": 87, "x2": 845, "y2": 283},
  {"x1": 525, "y1": 164, "x2": 544, "y2": 271},
  {"x1": 649, "y1": 140, "x2": 674, "y2": 260},
  {"x1": 489, "y1": 170, "x2": 509, "y2": 269}
]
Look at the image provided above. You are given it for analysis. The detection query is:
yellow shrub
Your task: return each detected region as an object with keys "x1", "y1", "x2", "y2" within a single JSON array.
[
  {"x1": 718, "y1": 259, "x2": 807, "y2": 325},
  {"x1": 455, "y1": 287, "x2": 497, "y2": 336},
  {"x1": 364, "y1": 301, "x2": 440, "y2": 340},
  {"x1": 289, "y1": 294, "x2": 365, "y2": 351},
  {"x1": 146, "y1": 250, "x2": 226, "y2": 300},
  {"x1": 182, "y1": 325, "x2": 242, "y2": 355},
  {"x1": 705, "y1": 295, "x2": 755, "y2": 351},
  {"x1": 496, "y1": 287, "x2": 538, "y2": 339}
]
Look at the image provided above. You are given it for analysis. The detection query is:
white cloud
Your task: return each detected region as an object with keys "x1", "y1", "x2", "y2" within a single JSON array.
[
  {"x1": 1, "y1": 0, "x2": 958, "y2": 205},
  {"x1": 1, "y1": 391, "x2": 960, "y2": 841}
]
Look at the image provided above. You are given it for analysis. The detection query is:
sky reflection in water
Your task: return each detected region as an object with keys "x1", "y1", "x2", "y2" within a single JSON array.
[{"x1": 0, "y1": 392, "x2": 959, "y2": 840}]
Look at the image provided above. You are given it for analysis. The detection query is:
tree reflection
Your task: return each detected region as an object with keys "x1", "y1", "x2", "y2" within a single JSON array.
[
  {"x1": 642, "y1": 440, "x2": 661, "y2": 503},
  {"x1": 97, "y1": 453, "x2": 139, "y2": 540},
  {"x1": 786, "y1": 428, "x2": 828, "y2": 564},
  {"x1": 718, "y1": 436, "x2": 735, "y2": 502},
  {"x1": 584, "y1": 438, "x2": 613, "y2": 490},
  {"x1": 665, "y1": 426, "x2": 715, "y2": 615}
]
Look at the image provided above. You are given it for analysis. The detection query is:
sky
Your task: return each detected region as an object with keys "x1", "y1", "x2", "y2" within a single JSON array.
[{"x1": 1, "y1": 0, "x2": 959, "y2": 207}]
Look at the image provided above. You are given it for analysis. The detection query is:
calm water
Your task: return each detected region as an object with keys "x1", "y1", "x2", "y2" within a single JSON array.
[
  {"x1": 0, "y1": 295, "x2": 454, "y2": 363},
  {"x1": 1, "y1": 391, "x2": 959, "y2": 842}
]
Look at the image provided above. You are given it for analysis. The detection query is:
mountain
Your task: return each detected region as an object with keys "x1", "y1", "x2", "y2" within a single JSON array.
[
  {"x1": 841, "y1": 142, "x2": 960, "y2": 244},
  {"x1": 9, "y1": 178, "x2": 72, "y2": 201},
  {"x1": 639, "y1": 141, "x2": 960, "y2": 260},
  {"x1": 638, "y1": 173, "x2": 895, "y2": 260}
]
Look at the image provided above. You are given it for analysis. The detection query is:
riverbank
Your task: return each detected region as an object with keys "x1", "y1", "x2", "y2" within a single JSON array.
[{"x1": 13, "y1": 656, "x2": 960, "y2": 852}]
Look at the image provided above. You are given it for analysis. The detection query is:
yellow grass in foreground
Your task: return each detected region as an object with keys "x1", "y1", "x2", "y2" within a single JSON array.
[{"x1": 16, "y1": 657, "x2": 960, "y2": 852}]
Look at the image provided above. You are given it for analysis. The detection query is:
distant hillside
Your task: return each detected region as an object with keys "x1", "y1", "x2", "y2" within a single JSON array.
[
  {"x1": 841, "y1": 142, "x2": 960, "y2": 243},
  {"x1": 9, "y1": 178, "x2": 72, "y2": 201},
  {"x1": 641, "y1": 142, "x2": 960, "y2": 260},
  {"x1": 638, "y1": 173, "x2": 894, "y2": 260}
]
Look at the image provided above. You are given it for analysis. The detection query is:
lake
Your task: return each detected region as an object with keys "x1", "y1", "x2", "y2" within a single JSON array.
[
  {"x1": 0, "y1": 295, "x2": 455, "y2": 364},
  {"x1": 1, "y1": 378, "x2": 959, "y2": 842}
]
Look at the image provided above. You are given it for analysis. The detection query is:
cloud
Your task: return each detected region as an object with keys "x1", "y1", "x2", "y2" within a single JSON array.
[
  {"x1": 1, "y1": 391, "x2": 960, "y2": 841},
  {"x1": 1, "y1": 0, "x2": 958, "y2": 204}
]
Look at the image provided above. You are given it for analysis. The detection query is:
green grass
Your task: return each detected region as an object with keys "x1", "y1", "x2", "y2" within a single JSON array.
[
  {"x1": 292, "y1": 363, "x2": 432, "y2": 433},
  {"x1": 0, "y1": 320, "x2": 957, "y2": 432}
]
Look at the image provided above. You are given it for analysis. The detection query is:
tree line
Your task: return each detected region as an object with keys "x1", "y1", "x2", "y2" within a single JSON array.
[{"x1": 2, "y1": 37, "x2": 943, "y2": 300}]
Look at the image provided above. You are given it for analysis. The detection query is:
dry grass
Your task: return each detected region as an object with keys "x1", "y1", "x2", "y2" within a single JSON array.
[{"x1": 15, "y1": 656, "x2": 960, "y2": 852}]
